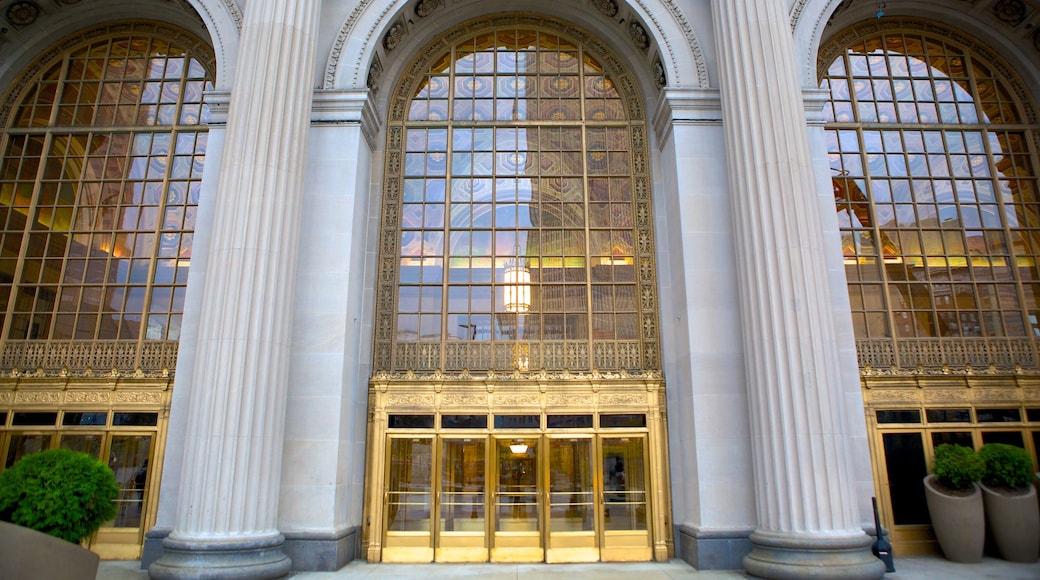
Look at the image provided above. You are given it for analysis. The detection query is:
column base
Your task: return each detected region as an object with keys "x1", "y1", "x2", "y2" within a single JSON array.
[
  {"x1": 148, "y1": 533, "x2": 292, "y2": 580},
  {"x1": 742, "y1": 530, "x2": 885, "y2": 580}
]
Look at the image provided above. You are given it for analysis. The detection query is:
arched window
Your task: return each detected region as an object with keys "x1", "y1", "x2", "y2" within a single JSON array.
[
  {"x1": 820, "y1": 22, "x2": 1040, "y2": 356},
  {"x1": 374, "y1": 17, "x2": 659, "y2": 373},
  {"x1": 0, "y1": 24, "x2": 213, "y2": 346}
]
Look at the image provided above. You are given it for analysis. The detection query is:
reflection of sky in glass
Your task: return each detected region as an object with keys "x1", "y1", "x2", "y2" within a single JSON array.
[{"x1": 823, "y1": 30, "x2": 1039, "y2": 339}]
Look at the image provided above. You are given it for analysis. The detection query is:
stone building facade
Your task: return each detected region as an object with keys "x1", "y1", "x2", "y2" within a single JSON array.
[{"x1": 0, "y1": 1, "x2": 1038, "y2": 578}]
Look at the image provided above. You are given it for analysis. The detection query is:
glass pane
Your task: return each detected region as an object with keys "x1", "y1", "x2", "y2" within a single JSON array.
[
  {"x1": 876, "y1": 410, "x2": 922, "y2": 424},
  {"x1": 981, "y1": 431, "x2": 1024, "y2": 447},
  {"x1": 59, "y1": 434, "x2": 103, "y2": 457},
  {"x1": 0, "y1": 34, "x2": 211, "y2": 341},
  {"x1": 601, "y1": 437, "x2": 646, "y2": 531},
  {"x1": 496, "y1": 437, "x2": 539, "y2": 532},
  {"x1": 881, "y1": 432, "x2": 929, "y2": 525},
  {"x1": 112, "y1": 412, "x2": 158, "y2": 426},
  {"x1": 440, "y1": 438, "x2": 485, "y2": 533},
  {"x1": 5, "y1": 434, "x2": 51, "y2": 467},
  {"x1": 387, "y1": 437, "x2": 433, "y2": 532},
  {"x1": 823, "y1": 31, "x2": 1039, "y2": 342},
  {"x1": 549, "y1": 438, "x2": 593, "y2": 532},
  {"x1": 63, "y1": 411, "x2": 107, "y2": 426},
  {"x1": 385, "y1": 26, "x2": 650, "y2": 373},
  {"x1": 11, "y1": 412, "x2": 57, "y2": 426},
  {"x1": 106, "y1": 435, "x2": 152, "y2": 528}
]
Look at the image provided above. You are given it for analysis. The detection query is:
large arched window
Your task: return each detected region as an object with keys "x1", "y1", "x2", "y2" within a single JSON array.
[
  {"x1": 374, "y1": 17, "x2": 659, "y2": 373},
  {"x1": 0, "y1": 23, "x2": 213, "y2": 347},
  {"x1": 820, "y1": 21, "x2": 1040, "y2": 366}
]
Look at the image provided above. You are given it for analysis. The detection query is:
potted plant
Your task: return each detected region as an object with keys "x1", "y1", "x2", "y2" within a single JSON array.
[
  {"x1": 978, "y1": 443, "x2": 1039, "y2": 562},
  {"x1": 923, "y1": 443, "x2": 985, "y2": 563},
  {"x1": 0, "y1": 448, "x2": 119, "y2": 580}
]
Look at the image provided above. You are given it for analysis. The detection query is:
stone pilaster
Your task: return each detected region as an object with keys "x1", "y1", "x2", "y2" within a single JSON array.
[
  {"x1": 148, "y1": 0, "x2": 320, "y2": 578},
  {"x1": 709, "y1": 1, "x2": 884, "y2": 578}
]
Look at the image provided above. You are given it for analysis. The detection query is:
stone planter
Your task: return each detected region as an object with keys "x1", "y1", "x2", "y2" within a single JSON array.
[
  {"x1": 0, "y1": 521, "x2": 100, "y2": 580},
  {"x1": 981, "y1": 482, "x2": 1040, "y2": 563},
  {"x1": 923, "y1": 474, "x2": 985, "y2": 563}
]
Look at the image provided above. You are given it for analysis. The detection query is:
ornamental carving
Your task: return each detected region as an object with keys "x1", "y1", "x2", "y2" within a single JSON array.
[
  {"x1": 15, "y1": 390, "x2": 60, "y2": 404},
  {"x1": 493, "y1": 394, "x2": 540, "y2": 407},
  {"x1": 386, "y1": 393, "x2": 435, "y2": 407},
  {"x1": 6, "y1": 2, "x2": 39, "y2": 27},
  {"x1": 592, "y1": 0, "x2": 618, "y2": 17},
  {"x1": 973, "y1": 388, "x2": 1021, "y2": 402},
  {"x1": 383, "y1": 22, "x2": 405, "y2": 52},
  {"x1": 653, "y1": 58, "x2": 666, "y2": 89},
  {"x1": 1023, "y1": 388, "x2": 1040, "y2": 400},
  {"x1": 547, "y1": 394, "x2": 593, "y2": 407},
  {"x1": 600, "y1": 393, "x2": 646, "y2": 406},
  {"x1": 113, "y1": 391, "x2": 162, "y2": 404},
  {"x1": 0, "y1": 391, "x2": 13, "y2": 403},
  {"x1": 922, "y1": 388, "x2": 970, "y2": 402},
  {"x1": 868, "y1": 389, "x2": 919, "y2": 403},
  {"x1": 441, "y1": 393, "x2": 487, "y2": 407},
  {"x1": 415, "y1": 0, "x2": 439, "y2": 18},
  {"x1": 65, "y1": 391, "x2": 111, "y2": 404},
  {"x1": 367, "y1": 58, "x2": 383, "y2": 93},
  {"x1": 993, "y1": 0, "x2": 1027, "y2": 25},
  {"x1": 628, "y1": 22, "x2": 650, "y2": 51}
]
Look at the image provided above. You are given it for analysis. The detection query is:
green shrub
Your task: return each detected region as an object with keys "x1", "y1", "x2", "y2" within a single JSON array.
[
  {"x1": 0, "y1": 448, "x2": 118, "y2": 544},
  {"x1": 979, "y1": 443, "x2": 1035, "y2": 490},
  {"x1": 932, "y1": 443, "x2": 984, "y2": 491}
]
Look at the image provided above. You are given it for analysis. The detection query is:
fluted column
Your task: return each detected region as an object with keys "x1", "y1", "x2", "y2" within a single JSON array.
[
  {"x1": 149, "y1": 0, "x2": 320, "y2": 578},
  {"x1": 710, "y1": 2, "x2": 884, "y2": 578}
]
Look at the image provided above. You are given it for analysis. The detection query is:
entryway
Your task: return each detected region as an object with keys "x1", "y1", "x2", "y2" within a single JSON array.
[{"x1": 380, "y1": 432, "x2": 651, "y2": 563}]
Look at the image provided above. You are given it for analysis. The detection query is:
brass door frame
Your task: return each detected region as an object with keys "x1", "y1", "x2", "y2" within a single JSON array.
[
  {"x1": 545, "y1": 433, "x2": 598, "y2": 563},
  {"x1": 381, "y1": 434, "x2": 436, "y2": 563},
  {"x1": 362, "y1": 376, "x2": 673, "y2": 563},
  {"x1": 435, "y1": 435, "x2": 489, "y2": 562},
  {"x1": 489, "y1": 434, "x2": 543, "y2": 563}
]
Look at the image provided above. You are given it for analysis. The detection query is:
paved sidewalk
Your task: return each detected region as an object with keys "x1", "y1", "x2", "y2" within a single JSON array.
[{"x1": 99, "y1": 556, "x2": 1040, "y2": 579}]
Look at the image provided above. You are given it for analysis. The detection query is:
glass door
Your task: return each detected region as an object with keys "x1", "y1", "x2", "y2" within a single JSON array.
[
  {"x1": 546, "y1": 436, "x2": 597, "y2": 563},
  {"x1": 436, "y1": 437, "x2": 487, "y2": 562},
  {"x1": 89, "y1": 434, "x2": 153, "y2": 559},
  {"x1": 600, "y1": 436, "x2": 651, "y2": 561},
  {"x1": 491, "y1": 436, "x2": 541, "y2": 562},
  {"x1": 382, "y1": 436, "x2": 434, "y2": 562}
]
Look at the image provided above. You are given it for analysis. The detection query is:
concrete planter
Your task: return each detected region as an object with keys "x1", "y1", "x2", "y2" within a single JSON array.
[
  {"x1": 923, "y1": 474, "x2": 984, "y2": 563},
  {"x1": 980, "y1": 482, "x2": 1040, "y2": 563},
  {"x1": 0, "y1": 521, "x2": 100, "y2": 580}
]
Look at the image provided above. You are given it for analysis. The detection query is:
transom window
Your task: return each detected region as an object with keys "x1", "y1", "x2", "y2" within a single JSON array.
[
  {"x1": 0, "y1": 26, "x2": 213, "y2": 342},
  {"x1": 821, "y1": 25, "x2": 1040, "y2": 340},
  {"x1": 375, "y1": 20, "x2": 659, "y2": 373}
]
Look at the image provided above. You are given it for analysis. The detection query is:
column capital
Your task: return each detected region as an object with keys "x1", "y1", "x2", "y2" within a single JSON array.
[
  {"x1": 312, "y1": 89, "x2": 380, "y2": 147},
  {"x1": 803, "y1": 87, "x2": 831, "y2": 127},
  {"x1": 652, "y1": 88, "x2": 723, "y2": 145},
  {"x1": 202, "y1": 90, "x2": 231, "y2": 126}
]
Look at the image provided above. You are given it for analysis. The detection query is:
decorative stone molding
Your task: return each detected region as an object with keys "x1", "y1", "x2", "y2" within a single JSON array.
[
  {"x1": 325, "y1": 0, "x2": 710, "y2": 90},
  {"x1": 415, "y1": 0, "x2": 440, "y2": 17},
  {"x1": 382, "y1": 21, "x2": 405, "y2": 51},
  {"x1": 593, "y1": 0, "x2": 619, "y2": 17},
  {"x1": 5, "y1": 1, "x2": 39, "y2": 27},
  {"x1": 629, "y1": 20, "x2": 650, "y2": 51},
  {"x1": 652, "y1": 57, "x2": 666, "y2": 89},
  {"x1": 993, "y1": 0, "x2": 1028, "y2": 25}
]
